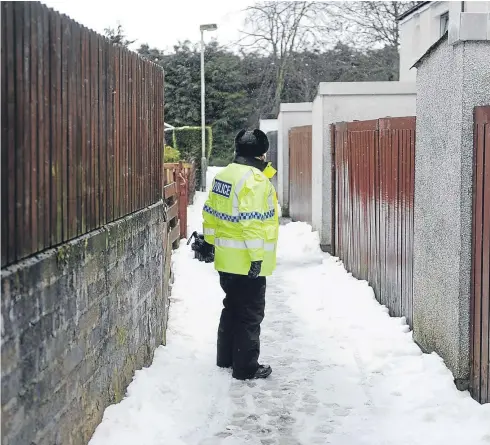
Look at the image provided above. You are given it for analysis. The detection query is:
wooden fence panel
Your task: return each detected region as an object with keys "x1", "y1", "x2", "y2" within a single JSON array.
[
  {"x1": 1, "y1": 1, "x2": 165, "y2": 267},
  {"x1": 471, "y1": 106, "x2": 490, "y2": 404},
  {"x1": 289, "y1": 125, "x2": 312, "y2": 224},
  {"x1": 163, "y1": 162, "x2": 196, "y2": 242},
  {"x1": 332, "y1": 117, "x2": 416, "y2": 328},
  {"x1": 163, "y1": 177, "x2": 180, "y2": 248}
]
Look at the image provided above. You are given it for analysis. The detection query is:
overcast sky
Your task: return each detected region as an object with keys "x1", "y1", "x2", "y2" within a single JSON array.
[{"x1": 43, "y1": 0, "x2": 256, "y2": 51}]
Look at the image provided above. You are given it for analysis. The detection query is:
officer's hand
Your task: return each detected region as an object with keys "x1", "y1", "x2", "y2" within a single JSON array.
[
  {"x1": 202, "y1": 240, "x2": 213, "y2": 254},
  {"x1": 191, "y1": 235, "x2": 214, "y2": 263},
  {"x1": 199, "y1": 241, "x2": 214, "y2": 263},
  {"x1": 248, "y1": 261, "x2": 262, "y2": 279},
  {"x1": 203, "y1": 243, "x2": 214, "y2": 263}
]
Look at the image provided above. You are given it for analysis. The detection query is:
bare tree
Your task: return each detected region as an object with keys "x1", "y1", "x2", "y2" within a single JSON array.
[
  {"x1": 325, "y1": 1, "x2": 421, "y2": 49},
  {"x1": 239, "y1": 2, "x2": 329, "y2": 116}
]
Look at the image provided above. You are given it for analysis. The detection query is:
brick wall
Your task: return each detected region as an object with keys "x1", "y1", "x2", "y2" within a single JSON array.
[{"x1": 1, "y1": 201, "x2": 169, "y2": 445}]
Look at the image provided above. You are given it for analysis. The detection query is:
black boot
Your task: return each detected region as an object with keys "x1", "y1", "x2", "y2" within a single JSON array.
[
  {"x1": 252, "y1": 364, "x2": 272, "y2": 379},
  {"x1": 234, "y1": 364, "x2": 272, "y2": 380}
]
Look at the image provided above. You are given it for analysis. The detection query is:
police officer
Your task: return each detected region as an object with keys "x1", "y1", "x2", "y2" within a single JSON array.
[{"x1": 201, "y1": 129, "x2": 279, "y2": 380}]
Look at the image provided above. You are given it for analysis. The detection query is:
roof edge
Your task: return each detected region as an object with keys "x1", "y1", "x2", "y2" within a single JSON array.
[
  {"x1": 397, "y1": 1, "x2": 430, "y2": 22},
  {"x1": 412, "y1": 32, "x2": 448, "y2": 69}
]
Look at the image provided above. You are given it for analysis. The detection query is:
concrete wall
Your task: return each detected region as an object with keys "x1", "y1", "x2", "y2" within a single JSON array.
[
  {"x1": 311, "y1": 82, "x2": 416, "y2": 250},
  {"x1": 399, "y1": 1, "x2": 490, "y2": 82},
  {"x1": 277, "y1": 103, "x2": 312, "y2": 214},
  {"x1": 1, "y1": 202, "x2": 169, "y2": 445},
  {"x1": 265, "y1": 130, "x2": 279, "y2": 191},
  {"x1": 259, "y1": 119, "x2": 278, "y2": 135},
  {"x1": 413, "y1": 36, "x2": 490, "y2": 386}
]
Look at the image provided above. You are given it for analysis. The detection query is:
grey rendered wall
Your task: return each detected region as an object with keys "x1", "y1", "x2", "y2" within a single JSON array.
[
  {"x1": 1, "y1": 202, "x2": 168, "y2": 445},
  {"x1": 277, "y1": 107, "x2": 312, "y2": 214},
  {"x1": 260, "y1": 119, "x2": 278, "y2": 135},
  {"x1": 413, "y1": 39, "x2": 490, "y2": 384},
  {"x1": 266, "y1": 130, "x2": 278, "y2": 191},
  {"x1": 314, "y1": 92, "x2": 416, "y2": 249}
]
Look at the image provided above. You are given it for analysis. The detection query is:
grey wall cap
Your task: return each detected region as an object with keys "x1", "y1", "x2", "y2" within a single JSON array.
[
  {"x1": 318, "y1": 81, "x2": 416, "y2": 96},
  {"x1": 279, "y1": 102, "x2": 313, "y2": 113},
  {"x1": 449, "y1": 10, "x2": 490, "y2": 44}
]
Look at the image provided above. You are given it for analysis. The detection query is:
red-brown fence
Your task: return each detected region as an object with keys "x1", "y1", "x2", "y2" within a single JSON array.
[
  {"x1": 0, "y1": 1, "x2": 165, "y2": 268},
  {"x1": 289, "y1": 125, "x2": 312, "y2": 224},
  {"x1": 332, "y1": 117, "x2": 416, "y2": 327},
  {"x1": 164, "y1": 162, "x2": 196, "y2": 241},
  {"x1": 163, "y1": 176, "x2": 181, "y2": 250},
  {"x1": 159, "y1": 161, "x2": 195, "y2": 327},
  {"x1": 471, "y1": 106, "x2": 490, "y2": 404}
]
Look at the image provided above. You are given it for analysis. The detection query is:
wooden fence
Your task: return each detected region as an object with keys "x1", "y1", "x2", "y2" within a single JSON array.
[
  {"x1": 164, "y1": 162, "x2": 196, "y2": 241},
  {"x1": 332, "y1": 117, "x2": 416, "y2": 327},
  {"x1": 289, "y1": 125, "x2": 312, "y2": 224},
  {"x1": 1, "y1": 1, "x2": 165, "y2": 267},
  {"x1": 471, "y1": 106, "x2": 490, "y2": 404}
]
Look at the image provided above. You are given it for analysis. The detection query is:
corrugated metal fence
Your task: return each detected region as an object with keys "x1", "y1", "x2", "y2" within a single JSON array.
[
  {"x1": 471, "y1": 106, "x2": 490, "y2": 404},
  {"x1": 289, "y1": 125, "x2": 312, "y2": 224},
  {"x1": 332, "y1": 117, "x2": 416, "y2": 327},
  {"x1": 1, "y1": 1, "x2": 165, "y2": 267}
]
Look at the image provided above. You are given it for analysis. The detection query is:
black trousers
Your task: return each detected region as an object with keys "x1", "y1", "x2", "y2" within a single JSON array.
[{"x1": 217, "y1": 272, "x2": 266, "y2": 379}]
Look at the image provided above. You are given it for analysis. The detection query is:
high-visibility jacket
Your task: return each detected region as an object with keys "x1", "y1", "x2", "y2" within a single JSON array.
[{"x1": 203, "y1": 157, "x2": 279, "y2": 277}]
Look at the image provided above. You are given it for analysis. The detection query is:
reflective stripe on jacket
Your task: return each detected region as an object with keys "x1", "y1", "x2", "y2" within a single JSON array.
[{"x1": 202, "y1": 158, "x2": 279, "y2": 276}]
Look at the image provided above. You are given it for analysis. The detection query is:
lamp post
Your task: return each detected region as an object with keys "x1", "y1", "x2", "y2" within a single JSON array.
[{"x1": 200, "y1": 23, "x2": 217, "y2": 192}]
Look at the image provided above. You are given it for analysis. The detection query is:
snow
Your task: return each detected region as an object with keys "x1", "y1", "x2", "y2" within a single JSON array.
[{"x1": 89, "y1": 166, "x2": 490, "y2": 445}]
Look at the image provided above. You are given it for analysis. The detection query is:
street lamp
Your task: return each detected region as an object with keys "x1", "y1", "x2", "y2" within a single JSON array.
[{"x1": 200, "y1": 23, "x2": 217, "y2": 192}]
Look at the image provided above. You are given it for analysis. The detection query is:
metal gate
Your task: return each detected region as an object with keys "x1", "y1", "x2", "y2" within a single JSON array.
[
  {"x1": 471, "y1": 106, "x2": 490, "y2": 404},
  {"x1": 332, "y1": 117, "x2": 416, "y2": 327},
  {"x1": 289, "y1": 125, "x2": 312, "y2": 224}
]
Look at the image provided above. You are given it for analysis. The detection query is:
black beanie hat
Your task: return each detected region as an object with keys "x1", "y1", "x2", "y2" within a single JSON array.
[{"x1": 235, "y1": 129, "x2": 270, "y2": 157}]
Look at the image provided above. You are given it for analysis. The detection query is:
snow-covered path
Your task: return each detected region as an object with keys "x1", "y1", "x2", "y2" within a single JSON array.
[{"x1": 90, "y1": 168, "x2": 490, "y2": 445}]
